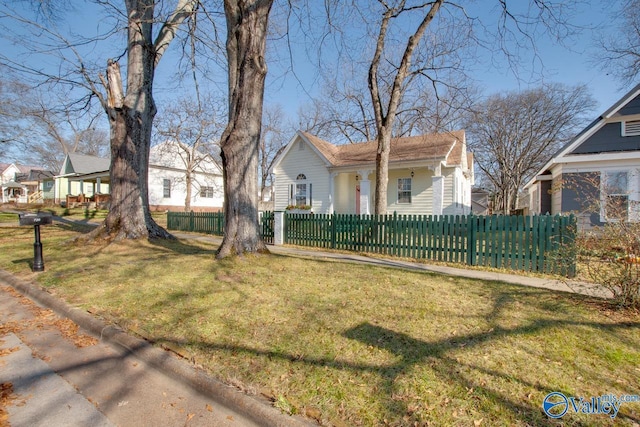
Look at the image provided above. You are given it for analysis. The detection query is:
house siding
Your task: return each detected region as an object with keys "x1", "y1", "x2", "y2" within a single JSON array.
[
  {"x1": 148, "y1": 167, "x2": 223, "y2": 211},
  {"x1": 571, "y1": 122, "x2": 640, "y2": 154},
  {"x1": 273, "y1": 137, "x2": 331, "y2": 213},
  {"x1": 387, "y1": 169, "x2": 432, "y2": 215}
]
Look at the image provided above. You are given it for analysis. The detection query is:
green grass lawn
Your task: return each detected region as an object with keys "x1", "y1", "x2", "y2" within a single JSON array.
[{"x1": 0, "y1": 223, "x2": 638, "y2": 426}]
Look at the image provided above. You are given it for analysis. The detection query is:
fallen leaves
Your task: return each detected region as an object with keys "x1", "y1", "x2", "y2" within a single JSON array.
[
  {"x1": 0, "y1": 382, "x2": 15, "y2": 427},
  {"x1": 1, "y1": 285, "x2": 97, "y2": 348}
]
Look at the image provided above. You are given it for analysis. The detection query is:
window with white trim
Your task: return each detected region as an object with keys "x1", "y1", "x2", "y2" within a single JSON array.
[
  {"x1": 603, "y1": 171, "x2": 629, "y2": 221},
  {"x1": 163, "y1": 179, "x2": 171, "y2": 198},
  {"x1": 398, "y1": 178, "x2": 412, "y2": 204},
  {"x1": 622, "y1": 120, "x2": 640, "y2": 136},
  {"x1": 200, "y1": 186, "x2": 214, "y2": 198},
  {"x1": 290, "y1": 174, "x2": 312, "y2": 207}
]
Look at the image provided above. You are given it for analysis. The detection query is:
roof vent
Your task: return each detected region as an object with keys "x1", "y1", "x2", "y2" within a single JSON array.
[{"x1": 622, "y1": 119, "x2": 640, "y2": 136}]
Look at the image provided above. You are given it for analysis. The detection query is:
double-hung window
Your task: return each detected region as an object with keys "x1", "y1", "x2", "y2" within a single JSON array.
[
  {"x1": 200, "y1": 186, "x2": 214, "y2": 198},
  {"x1": 398, "y1": 178, "x2": 412, "y2": 204},
  {"x1": 163, "y1": 179, "x2": 171, "y2": 198},
  {"x1": 603, "y1": 171, "x2": 629, "y2": 221},
  {"x1": 290, "y1": 173, "x2": 312, "y2": 207}
]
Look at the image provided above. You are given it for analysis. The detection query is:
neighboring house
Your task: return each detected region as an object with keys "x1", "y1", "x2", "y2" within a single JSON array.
[
  {"x1": 55, "y1": 142, "x2": 224, "y2": 211},
  {"x1": 525, "y1": 83, "x2": 640, "y2": 228},
  {"x1": 56, "y1": 153, "x2": 111, "y2": 204},
  {"x1": 272, "y1": 130, "x2": 474, "y2": 215},
  {"x1": 1, "y1": 163, "x2": 54, "y2": 204},
  {"x1": 148, "y1": 141, "x2": 224, "y2": 212}
]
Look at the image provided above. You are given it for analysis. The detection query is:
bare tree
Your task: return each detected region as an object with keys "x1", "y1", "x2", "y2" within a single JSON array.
[
  {"x1": 466, "y1": 84, "x2": 596, "y2": 214},
  {"x1": 596, "y1": 0, "x2": 640, "y2": 86},
  {"x1": 368, "y1": 0, "x2": 444, "y2": 214},
  {"x1": 153, "y1": 94, "x2": 225, "y2": 211},
  {"x1": 217, "y1": 0, "x2": 274, "y2": 258},
  {"x1": 259, "y1": 104, "x2": 292, "y2": 201},
  {"x1": 0, "y1": 1, "x2": 200, "y2": 240},
  {"x1": 0, "y1": 75, "x2": 108, "y2": 169}
]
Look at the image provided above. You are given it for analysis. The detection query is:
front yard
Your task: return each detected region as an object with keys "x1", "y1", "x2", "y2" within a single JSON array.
[{"x1": 0, "y1": 222, "x2": 638, "y2": 426}]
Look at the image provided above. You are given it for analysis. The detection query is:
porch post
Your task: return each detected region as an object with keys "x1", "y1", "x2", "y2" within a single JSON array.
[
  {"x1": 96, "y1": 177, "x2": 101, "y2": 194},
  {"x1": 329, "y1": 172, "x2": 338, "y2": 214},
  {"x1": 274, "y1": 211, "x2": 285, "y2": 245},
  {"x1": 358, "y1": 170, "x2": 372, "y2": 216},
  {"x1": 432, "y1": 164, "x2": 443, "y2": 216}
]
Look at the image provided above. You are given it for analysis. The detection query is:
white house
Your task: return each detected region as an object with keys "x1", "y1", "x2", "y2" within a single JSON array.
[
  {"x1": 272, "y1": 130, "x2": 474, "y2": 215},
  {"x1": 148, "y1": 141, "x2": 224, "y2": 212},
  {"x1": 1, "y1": 163, "x2": 53, "y2": 204},
  {"x1": 525, "y1": 83, "x2": 640, "y2": 228},
  {"x1": 54, "y1": 142, "x2": 224, "y2": 211}
]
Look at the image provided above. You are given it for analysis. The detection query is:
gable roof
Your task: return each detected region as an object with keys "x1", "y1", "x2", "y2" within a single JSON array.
[
  {"x1": 297, "y1": 130, "x2": 467, "y2": 169},
  {"x1": 525, "y1": 83, "x2": 640, "y2": 189},
  {"x1": 60, "y1": 153, "x2": 110, "y2": 176}
]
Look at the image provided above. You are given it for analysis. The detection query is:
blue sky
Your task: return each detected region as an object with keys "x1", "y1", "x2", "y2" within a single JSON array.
[{"x1": 261, "y1": 0, "x2": 628, "y2": 123}]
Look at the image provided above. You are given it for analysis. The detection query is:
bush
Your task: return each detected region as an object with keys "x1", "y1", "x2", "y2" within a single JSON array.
[{"x1": 577, "y1": 222, "x2": 640, "y2": 309}]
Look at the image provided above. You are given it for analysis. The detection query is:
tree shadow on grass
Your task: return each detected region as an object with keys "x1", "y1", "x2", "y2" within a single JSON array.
[
  {"x1": 148, "y1": 313, "x2": 640, "y2": 425},
  {"x1": 148, "y1": 236, "x2": 219, "y2": 256}
]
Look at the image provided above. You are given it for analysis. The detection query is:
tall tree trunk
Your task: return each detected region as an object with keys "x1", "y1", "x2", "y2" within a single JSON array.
[
  {"x1": 217, "y1": 0, "x2": 273, "y2": 258},
  {"x1": 84, "y1": 0, "x2": 196, "y2": 241},
  {"x1": 369, "y1": 0, "x2": 443, "y2": 215}
]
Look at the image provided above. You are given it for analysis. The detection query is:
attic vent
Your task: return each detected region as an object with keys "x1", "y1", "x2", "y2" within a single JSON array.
[
  {"x1": 622, "y1": 120, "x2": 640, "y2": 136},
  {"x1": 298, "y1": 141, "x2": 305, "y2": 150}
]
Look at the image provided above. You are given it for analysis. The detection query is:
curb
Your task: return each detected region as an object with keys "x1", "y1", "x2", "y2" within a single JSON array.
[{"x1": 0, "y1": 269, "x2": 314, "y2": 427}]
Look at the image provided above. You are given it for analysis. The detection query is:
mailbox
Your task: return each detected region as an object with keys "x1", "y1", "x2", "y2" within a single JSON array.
[
  {"x1": 18, "y1": 212, "x2": 53, "y2": 272},
  {"x1": 19, "y1": 213, "x2": 53, "y2": 226}
]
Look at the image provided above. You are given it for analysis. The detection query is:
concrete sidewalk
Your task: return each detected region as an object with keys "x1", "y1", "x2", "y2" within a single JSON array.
[{"x1": 0, "y1": 272, "x2": 312, "y2": 427}]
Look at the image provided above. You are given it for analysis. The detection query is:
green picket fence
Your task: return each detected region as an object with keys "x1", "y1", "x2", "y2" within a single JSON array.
[
  {"x1": 285, "y1": 213, "x2": 576, "y2": 276},
  {"x1": 166, "y1": 211, "x2": 576, "y2": 276},
  {"x1": 167, "y1": 211, "x2": 225, "y2": 235},
  {"x1": 166, "y1": 211, "x2": 275, "y2": 243}
]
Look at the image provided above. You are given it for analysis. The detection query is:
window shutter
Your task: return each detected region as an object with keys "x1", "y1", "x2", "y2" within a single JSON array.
[
  {"x1": 290, "y1": 184, "x2": 293, "y2": 204},
  {"x1": 309, "y1": 183, "x2": 313, "y2": 206}
]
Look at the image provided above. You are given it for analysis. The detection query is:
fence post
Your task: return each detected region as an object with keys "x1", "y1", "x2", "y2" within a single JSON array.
[
  {"x1": 273, "y1": 211, "x2": 285, "y2": 245},
  {"x1": 331, "y1": 212, "x2": 337, "y2": 249},
  {"x1": 466, "y1": 214, "x2": 476, "y2": 266}
]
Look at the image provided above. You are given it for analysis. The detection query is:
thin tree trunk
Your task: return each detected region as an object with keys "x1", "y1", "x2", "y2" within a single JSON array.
[
  {"x1": 374, "y1": 133, "x2": 391, "y2": 214},
  {"x1": 217, "y1": 0, "x2": 273, "y2": 258},
  {"x1": 185, "y1": 168, "x2": 192, "y2": 212}
]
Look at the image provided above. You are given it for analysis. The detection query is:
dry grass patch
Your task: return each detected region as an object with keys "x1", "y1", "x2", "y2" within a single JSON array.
[{"x1": 0, "y1": 225, "x2": 639, "y2": 425}]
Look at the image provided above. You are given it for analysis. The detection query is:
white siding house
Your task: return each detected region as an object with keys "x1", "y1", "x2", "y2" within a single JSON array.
[
  {"x1": 148, "y1": 141, "x2": 224, "y2": 211},
  {"x1": 272, "y1": 131, "x2": 474, "y2": 216},
  {"x1": 54, "y1": 141, "x2": 224, "y2": 211}
]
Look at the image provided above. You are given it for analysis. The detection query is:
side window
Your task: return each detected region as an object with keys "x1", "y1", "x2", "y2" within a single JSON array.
[
  {"x1": 200, "y1": 186, "x2": 214, "y2": 198},
  {"x1": 290, "y1": 173, "x2": 312, "y2": 207},
  {"x1": 163, "y1": 179, "x2": 171, "y2": 198},
  {"x1": 398, "y1": 178, "x2": 412, "y2": 204},
  {"x1": 603, "y1": 171, "x2": 629, "y2": 221}
]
